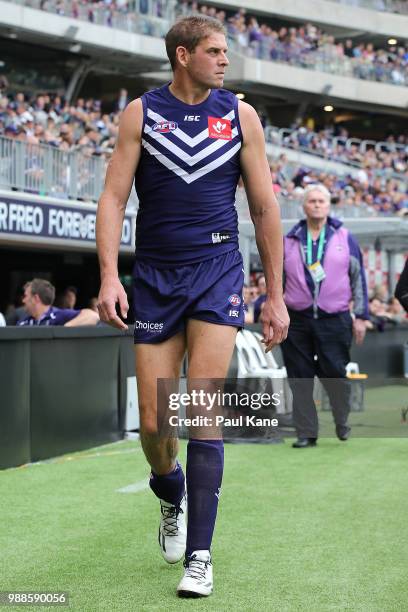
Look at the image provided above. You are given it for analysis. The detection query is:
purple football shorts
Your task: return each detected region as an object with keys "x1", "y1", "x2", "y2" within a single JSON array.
[{"x1": 132, "y1": 249, "x2": 245, "y2": 343}]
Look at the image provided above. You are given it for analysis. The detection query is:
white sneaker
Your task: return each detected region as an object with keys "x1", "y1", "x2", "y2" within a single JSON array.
[
  {"x1": 177, "y1": 550, "x2": 213, "y2": 598},
  {"x1": 158, "y1": 493, "x2": 187, "y2": 564}
]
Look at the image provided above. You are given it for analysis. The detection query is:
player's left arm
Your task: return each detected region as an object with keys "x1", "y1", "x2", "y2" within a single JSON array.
[
  {"x1": 64, "y1": 309, "x2": 99, "y2": 327},
  {"x1": 238, "y1": 101, "x2": 289, "y2": 351}
]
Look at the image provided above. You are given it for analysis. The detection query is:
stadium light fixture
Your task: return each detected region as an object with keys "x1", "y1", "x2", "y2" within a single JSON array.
[
  {"x1": 387, "y1": 38, "x2": 397, "y2": 45},
  {"x1": 324, "y1": 105, "x2": 334, "y2": 112},
  {"x1": 236, "y1": 93, "x2": 245, "y2": 100}
]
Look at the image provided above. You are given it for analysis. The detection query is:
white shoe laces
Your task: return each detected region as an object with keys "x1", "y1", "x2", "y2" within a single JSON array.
[
  {"x1": 160, "y1": 502, "x2": 184, "y2": 537},
  {"x1": 184, "y1": 555, "x2": 211, "y2": 581}
]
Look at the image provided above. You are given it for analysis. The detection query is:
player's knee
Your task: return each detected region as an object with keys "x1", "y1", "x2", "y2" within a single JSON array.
[
  {"x1": 139, "y1": 416, "x2": 159, "y2": 437},
  {"x1": 138, "y1": 397, "x2": 157, "y2": 425}
]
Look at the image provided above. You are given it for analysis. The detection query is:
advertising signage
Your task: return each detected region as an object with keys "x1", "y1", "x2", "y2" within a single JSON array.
[{"x1": 0, "y1": 193, "x2": 135, "y2": 252}]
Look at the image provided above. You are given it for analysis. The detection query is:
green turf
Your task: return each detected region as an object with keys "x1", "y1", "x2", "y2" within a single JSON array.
[
  {"x1": 1, "y1": 435, "x2": 407, "y2": 611},
  {"x1": 318, "y1": 384, "x2": 408, "y2": 437}
]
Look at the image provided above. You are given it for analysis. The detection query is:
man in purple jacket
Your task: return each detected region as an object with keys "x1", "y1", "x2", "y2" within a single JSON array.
[
  {"x1": 18, "y1": 278, "x2": 99, "y2": 327},
  {"x1": 281, "y1": 184, "x2": 368, "y2": 448}
]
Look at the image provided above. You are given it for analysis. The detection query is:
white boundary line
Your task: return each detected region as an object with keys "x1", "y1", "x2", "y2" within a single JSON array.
[{"x1": 116, "y1": 480, "x2": 149, "y2": 494}]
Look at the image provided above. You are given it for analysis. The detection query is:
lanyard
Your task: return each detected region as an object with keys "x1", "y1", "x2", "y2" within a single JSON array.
[{"x1": 307, "y1": 225, "x2": 326, "y2": 266}]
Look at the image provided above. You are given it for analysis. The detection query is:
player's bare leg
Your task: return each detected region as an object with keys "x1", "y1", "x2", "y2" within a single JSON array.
[
  {"x1": 135, "y1": 332, "x2": 187, "y2": 563},
  {"x1": 135, "y1": 332, "x2": 185, "y2": 473},
  {"x1": 177, "y1": 320, "x2": 237, "y2": 597}
]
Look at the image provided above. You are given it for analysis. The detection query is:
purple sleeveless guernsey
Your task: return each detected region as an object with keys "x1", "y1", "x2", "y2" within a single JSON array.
[{"x1": 134, "y1": 84, "x2": 243, "y2": 266}]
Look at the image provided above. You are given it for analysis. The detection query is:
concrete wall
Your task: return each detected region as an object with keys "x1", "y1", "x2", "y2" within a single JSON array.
[
  {"x1": 0, "y1": 1, "x2": 167, "y2": 59},
  {"x1": 226, "y1": 53, "x2": 408, "y2": 111}
]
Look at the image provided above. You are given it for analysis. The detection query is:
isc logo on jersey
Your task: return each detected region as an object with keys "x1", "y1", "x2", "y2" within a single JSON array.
[
  {"x1": 208, "y1": 117, "x2": 232, "y2": 140},
  {"x1": 152, "y1": 121, "x2": 177, "y2": 133}
]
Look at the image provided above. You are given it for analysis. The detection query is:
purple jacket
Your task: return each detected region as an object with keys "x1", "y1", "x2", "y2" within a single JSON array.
[
  {"x1": 284, "y1": 217, "x2": 368, "y2": 319},
  {"x1": 18, "y1": 306, "x2": 80, "y2": 326}
]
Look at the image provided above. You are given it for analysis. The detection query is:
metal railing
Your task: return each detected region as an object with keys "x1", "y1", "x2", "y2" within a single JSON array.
[
  {"x1": 236, "y1": 188, "x2": 382, "y2": 220},
  {"x1": 265, "y1": 126, "x2": 407, "y2": 183},
  {"x1": 1, "y1": 137, "x2": 406, "y2": 219},
  {"x1": 7, "y1": 0, "x2": 175, "y2": 38},
  {"x1": 325, "y1": 0, "x2": 408, "y2": 14},
  {"x1": 228, "y1": 36, "x2": 408, "y2": 88},
  {"x1": 0, "y1": 137, "x2": 105, "y2": 201}
]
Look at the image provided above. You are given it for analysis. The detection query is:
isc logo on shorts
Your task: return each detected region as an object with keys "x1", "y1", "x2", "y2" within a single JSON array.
[
  {"x1": 208, "y1": 117, "x2": 232, "y2": 140},
  {"x1": 152, "y1": 121, "x2": 177, "y2": 133},
  {"x1": 228, "y1": 294, "x2": 241, "y2": 307}
]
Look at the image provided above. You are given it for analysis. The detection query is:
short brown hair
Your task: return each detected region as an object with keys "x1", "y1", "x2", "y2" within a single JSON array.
[
  {"x1": 165, "y1": 16, "x2": 226, "y2": 70},
  {"x1": 26, "y1": 278, "x2": 55, "y2": 306}
]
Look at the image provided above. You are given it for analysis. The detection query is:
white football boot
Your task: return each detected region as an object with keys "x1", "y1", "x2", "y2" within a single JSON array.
[
  {"x1": 158, "y1": 493, "x2": 187, "y2": 564},
  {"x1": 177, "y1": 550, "x2": 213, "y2": 598}
]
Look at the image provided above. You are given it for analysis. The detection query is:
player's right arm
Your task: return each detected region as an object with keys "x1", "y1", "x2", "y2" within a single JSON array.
[{"x1": 96, "y1": 98, "x2": 143, "y2": 329}]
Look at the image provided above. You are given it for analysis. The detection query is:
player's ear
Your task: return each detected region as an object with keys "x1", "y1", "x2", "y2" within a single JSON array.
[{"x1": 175, "y1": 45, "x2": 189, "y2": 68}]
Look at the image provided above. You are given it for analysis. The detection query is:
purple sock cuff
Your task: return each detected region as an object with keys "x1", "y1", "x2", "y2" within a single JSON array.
[{"x1": 149, "y1": 460, "x2": 185, "y2": 506}]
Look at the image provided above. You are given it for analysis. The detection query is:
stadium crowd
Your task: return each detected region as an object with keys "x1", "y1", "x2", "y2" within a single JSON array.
[
  {"x1": 19, "y1": 0, "x2": 408, "y2": 86},
  {"x1": 1, "y1": 81, "x2": 407, "y2": 215},
  {"x1": 177, "y1": 3, "x2": 408, "y2": 86},
  {"x1": 0, "y1": 87, "x2": 120, "y2": 157},
  {"x1": 23, "y1": 0, "x2": 172, "y2": 35},
  {"x1": 327, "y1": 0, "x2": 408, "y2": 14},
  {"x1": 270, "y1": 124, "x2": 407, "y2": 179},
  {"x1": 267, "y1": 155, "x2": 408, "y2": 216}
]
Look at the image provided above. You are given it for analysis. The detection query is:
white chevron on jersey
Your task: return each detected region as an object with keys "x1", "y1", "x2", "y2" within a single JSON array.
[
  {"x1": 141, "y1": 138, "x2": 241, "y2": 184},
  {"x1": 144, "y1": 124, "x2": 239, "y2": 166},
  {"x1": 146, "y1": 108, "x2": 235, "y2": 148}
]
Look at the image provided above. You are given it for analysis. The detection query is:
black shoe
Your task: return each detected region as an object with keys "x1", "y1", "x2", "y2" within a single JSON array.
[
  {"x1": 336, "y1": 425, "x2": 351, "y2": 441},
  {"x1": 292, "y1": 437, "x2": 317, "y2": 448}
]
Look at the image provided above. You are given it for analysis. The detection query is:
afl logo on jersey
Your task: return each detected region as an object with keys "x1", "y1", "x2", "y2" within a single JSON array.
[
  {"x1": 228, "y1": 294, "x2": 241, "y2": 307},
  {"x1": 208, "y1": 117, "x2": 232, "y2": 140},
  {"x1": 152, "y1": 121, "x2": 178, "y2": 133}
]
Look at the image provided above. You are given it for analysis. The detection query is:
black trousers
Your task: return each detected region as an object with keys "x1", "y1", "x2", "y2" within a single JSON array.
[{"x1": 281, "y1": 311, "x2": 353, "y2": 438}]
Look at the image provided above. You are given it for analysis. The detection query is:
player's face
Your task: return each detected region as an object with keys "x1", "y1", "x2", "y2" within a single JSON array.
[
  {"x1": 303, "y1": 190, "x2": 330, "y2": 221},
  {"x1": 186, "y1": 33, "x2": 229, "y2": 88},
  {"x1": 23, "y1": 286, "x2": 37, "y2": 316}
]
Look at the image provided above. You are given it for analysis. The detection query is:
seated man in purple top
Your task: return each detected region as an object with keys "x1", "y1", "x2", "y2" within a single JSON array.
[{"x1": 18, "y1": 278, "x2": 99, "y2": 327}]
